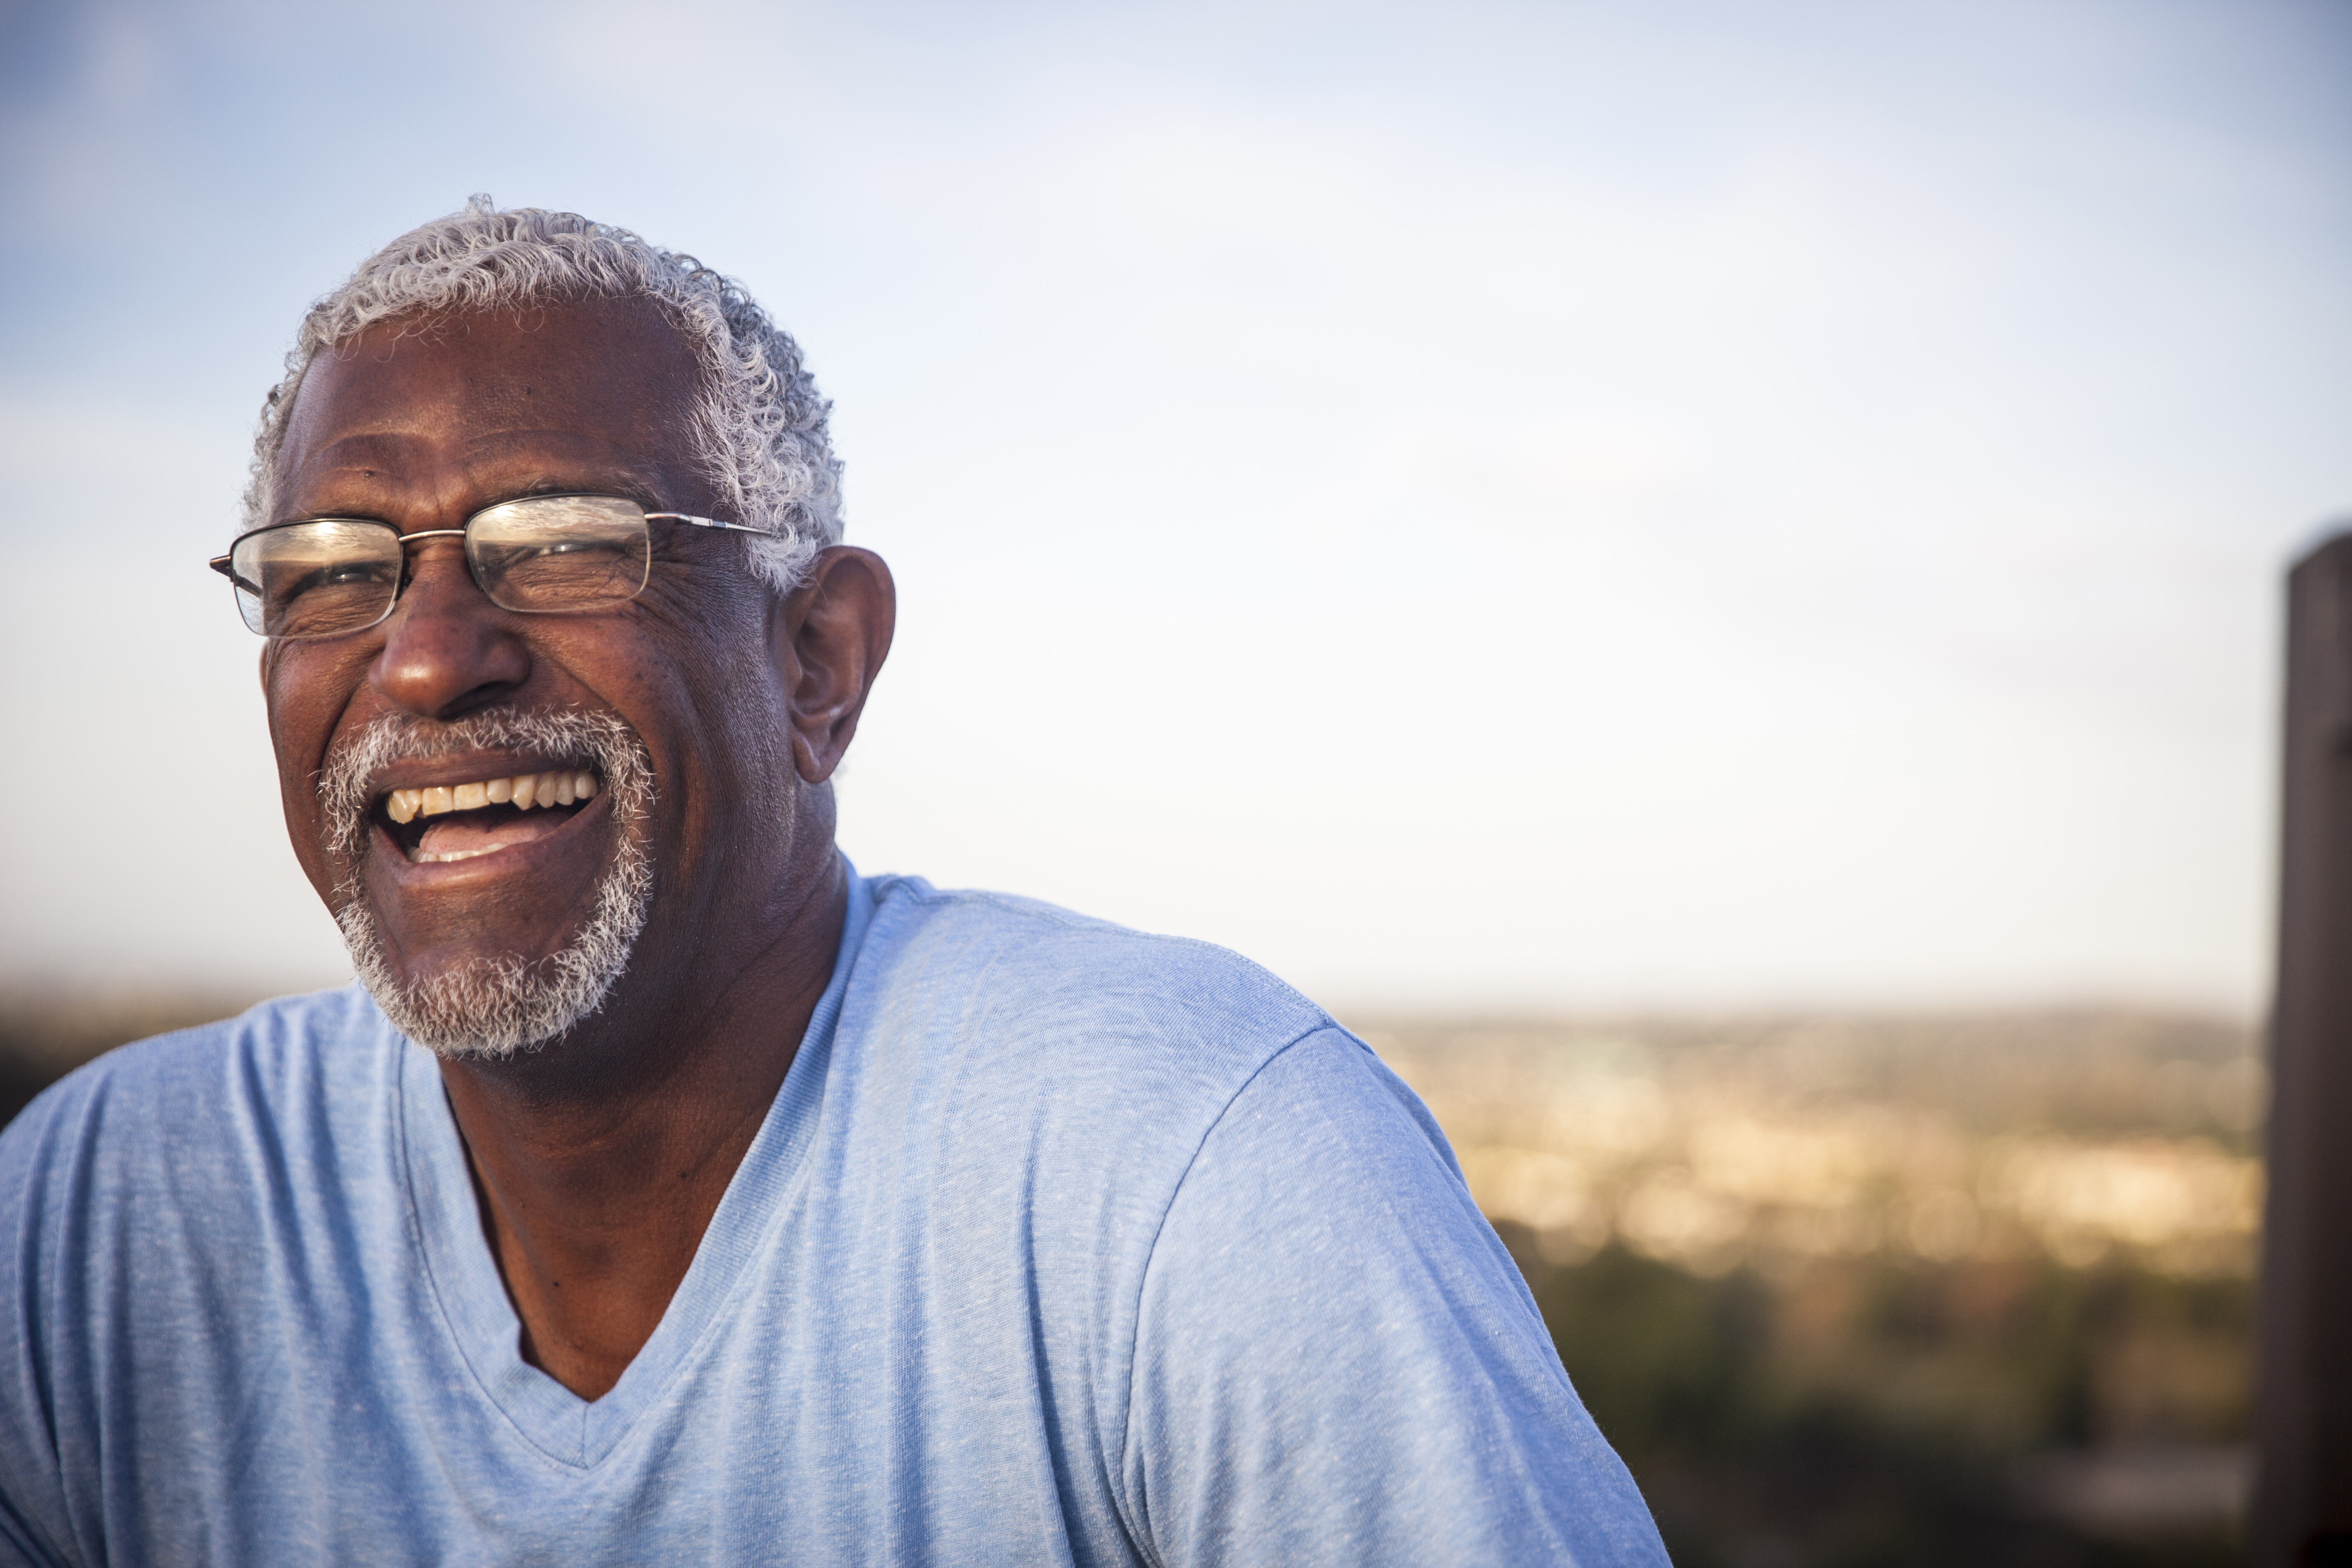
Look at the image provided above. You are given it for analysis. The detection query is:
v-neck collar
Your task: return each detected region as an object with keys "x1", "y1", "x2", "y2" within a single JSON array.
[{"x1": 394, "y1": 865, "x2": 874, "y2": 1469}]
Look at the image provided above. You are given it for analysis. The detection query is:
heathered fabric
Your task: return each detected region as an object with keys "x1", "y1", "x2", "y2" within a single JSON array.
[{"x1": 0, "y1": 870, "x2": 1666, "y2": 1566}]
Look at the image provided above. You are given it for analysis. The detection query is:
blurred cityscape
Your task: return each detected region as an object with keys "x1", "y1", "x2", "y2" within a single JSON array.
[
  {"x1": 1357, "y1": 1011, "x2": 2259, "y2": 1567},
  {"x1": 0, "y1": 992, "x2": 2260, "y2": 1564}
]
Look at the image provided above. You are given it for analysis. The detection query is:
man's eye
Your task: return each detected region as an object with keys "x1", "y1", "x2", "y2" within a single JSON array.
[
  {"x1": 296, "y1": 562, "x2": 392, "y2": 592},
  {"x1": 281, "y1": 560, "x2": 394, "y2": 595}
]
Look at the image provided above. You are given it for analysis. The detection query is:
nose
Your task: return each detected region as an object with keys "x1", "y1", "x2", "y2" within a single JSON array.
[{"x1": 369, "y1": 539, "x2": 532, "y2": 720}]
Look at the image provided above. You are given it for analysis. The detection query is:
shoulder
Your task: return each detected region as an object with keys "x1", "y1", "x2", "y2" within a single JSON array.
[
  {"x1": 4, "y1": 985, "x2": 387, "y2": 1130},
  {"x1": 832, "y1": 877, "x2": 1370, "y2": 1242},
  {"x1": 1150, "y1": 1029, "x2": 1486, "y2": 1295},
  {"x1": 0, "y1": 985, "x2": 400, "y2": 1227},
  {"x1": 858, "y1": 875, "x2": 1332, "y2": 1057}
]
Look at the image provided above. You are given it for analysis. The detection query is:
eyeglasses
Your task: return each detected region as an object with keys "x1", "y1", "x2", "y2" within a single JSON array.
[{"x1": 209, "y1": 494, "x2": 776, "y2": 640}]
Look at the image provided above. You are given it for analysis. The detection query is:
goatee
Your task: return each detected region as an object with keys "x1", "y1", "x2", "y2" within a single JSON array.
[{"x1": 318, "y1": 708, "x2": 655, "y2": 1060}]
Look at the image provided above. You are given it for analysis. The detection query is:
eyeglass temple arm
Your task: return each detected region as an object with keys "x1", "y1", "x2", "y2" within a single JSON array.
[
  {"x1": 207, "y1": 556, "x2": 264, "y2": 595},
  {"x1": 650, "y1": 513, "x2": 780, "y2": 536}
]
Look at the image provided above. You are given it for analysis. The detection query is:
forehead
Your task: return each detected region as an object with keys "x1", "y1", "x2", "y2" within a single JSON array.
[{"x1": 274, "y1": 295, "x2": 706, "y2": 521}]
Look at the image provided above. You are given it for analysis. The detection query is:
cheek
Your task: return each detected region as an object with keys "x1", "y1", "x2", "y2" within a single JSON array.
[
  {"x1": 263, "y1": 648, "x2": 372, "y2": 815},
  {"x1": 600, "y1": 578, "x2": 781, "y2": 720},
  {"x1": 609, "y1": 632, "x2": 794, "y2": 828},
  {"x1": 666, "y1": 653, "x2": 792, "y2": 802}
]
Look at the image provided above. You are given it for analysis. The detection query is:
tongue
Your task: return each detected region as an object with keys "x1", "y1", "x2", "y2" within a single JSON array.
[{"x1": 417, "y1": 807, "x2": 576, "y2": 860}]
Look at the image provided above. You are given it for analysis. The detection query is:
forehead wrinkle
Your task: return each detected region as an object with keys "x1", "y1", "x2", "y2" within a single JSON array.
[
  {"x1": 284, "y1": 429, "x2": 696, "y2": 523},
  {"x1": 455, "y1": 427, "x2": 685, "y2": 475}
]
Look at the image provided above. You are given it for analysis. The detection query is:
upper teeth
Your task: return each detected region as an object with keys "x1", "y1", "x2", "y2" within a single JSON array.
[{"x1": 383, "y1": 770, "x2": 600, "y2": 824}]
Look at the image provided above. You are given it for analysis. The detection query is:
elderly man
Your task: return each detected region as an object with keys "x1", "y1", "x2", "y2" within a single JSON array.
[{"x1": 0, "y1": 201, "x2": 1664, "y2": 1566}]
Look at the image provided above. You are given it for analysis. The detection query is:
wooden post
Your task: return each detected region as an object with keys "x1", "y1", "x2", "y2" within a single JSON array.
[{"x1": 2256, "y1": 531, "x2": 2352, "y2": 1564}]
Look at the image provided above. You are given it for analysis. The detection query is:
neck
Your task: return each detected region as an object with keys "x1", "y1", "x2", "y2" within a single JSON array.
[{"x1": 436, "y1": 846, "x2": 848, "y2": 1402}]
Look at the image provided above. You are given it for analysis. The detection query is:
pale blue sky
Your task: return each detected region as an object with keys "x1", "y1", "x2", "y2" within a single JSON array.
[{"x1": 3, "y1": 0, "x2": 2347, "y2": 1012}]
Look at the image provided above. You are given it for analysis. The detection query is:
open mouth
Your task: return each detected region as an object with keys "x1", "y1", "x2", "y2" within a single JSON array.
[{"x1": 377, "y1": 767, "x2": 604, "y2": 865}]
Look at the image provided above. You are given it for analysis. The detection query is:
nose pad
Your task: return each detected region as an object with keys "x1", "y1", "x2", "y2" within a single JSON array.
[{"x1": 370, "y1": 542, "x2": 532, "y2": 720}]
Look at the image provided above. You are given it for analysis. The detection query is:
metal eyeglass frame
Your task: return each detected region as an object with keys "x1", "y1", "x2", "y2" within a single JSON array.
[{"x1": 207, "y1": 493, "x2": 779, "y2": 634}]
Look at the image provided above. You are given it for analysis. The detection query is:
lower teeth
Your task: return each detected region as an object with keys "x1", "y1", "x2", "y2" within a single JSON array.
[{"x1": 408, "y1": 845, "x2": 505, "y2": 865}]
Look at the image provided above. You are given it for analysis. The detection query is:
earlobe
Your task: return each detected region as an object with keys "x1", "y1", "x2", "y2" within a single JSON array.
[
  {"x1": 789, "y1": 727, "x2": 832, "y2": 787},
  {"x1": 781, "y1": 547, "x2": 896, "y2": 785}
]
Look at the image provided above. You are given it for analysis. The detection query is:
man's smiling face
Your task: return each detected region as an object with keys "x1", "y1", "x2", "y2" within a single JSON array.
[{"x1": 263, "y1": 295, "x2": 798, "y2": 1055}]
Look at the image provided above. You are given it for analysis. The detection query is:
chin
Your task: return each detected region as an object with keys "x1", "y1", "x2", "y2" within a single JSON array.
[{"x1": 338, "y1": 830, "x2": 653, "y2": 1060}]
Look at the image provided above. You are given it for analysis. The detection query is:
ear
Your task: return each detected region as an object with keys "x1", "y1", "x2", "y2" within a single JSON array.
[{"x1": 775, "y1": 547, "x2": 896, "y2": 784}]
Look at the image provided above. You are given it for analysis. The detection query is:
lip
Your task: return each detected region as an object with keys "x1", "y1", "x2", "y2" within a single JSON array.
[
  {"x1": 361, "y1": 749, "x2": 597, "y2": 802},
  {"x1": 347, "y1": 743, "x2": 617, "y2": 889},
  {"x1": 372, "y1": 787, "x2": 614, "y2": 888}
]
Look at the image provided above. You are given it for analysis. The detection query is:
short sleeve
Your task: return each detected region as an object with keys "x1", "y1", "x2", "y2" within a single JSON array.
[{"x1": 1120, "y1": 1028, "x2": 1667, "y2": 1567}]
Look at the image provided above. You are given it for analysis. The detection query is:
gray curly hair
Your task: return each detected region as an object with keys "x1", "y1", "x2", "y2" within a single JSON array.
[{"x1": 243, "y1": 195, "x2": 842, "y2": 594}]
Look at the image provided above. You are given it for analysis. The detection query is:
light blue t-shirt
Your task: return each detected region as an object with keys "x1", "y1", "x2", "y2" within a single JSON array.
[{"x1": 0, "y1": 871, "x2": 1666, "y2": 1566}]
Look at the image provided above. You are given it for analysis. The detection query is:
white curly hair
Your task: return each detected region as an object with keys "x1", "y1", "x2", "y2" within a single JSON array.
[{"x1": 242, "y1": 195, "x2": 843, "y2": 595}]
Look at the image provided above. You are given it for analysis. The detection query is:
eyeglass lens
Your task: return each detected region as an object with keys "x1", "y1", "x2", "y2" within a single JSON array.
[{"x1": 228, "y1": 496, "x2": 655, "y2": 639}]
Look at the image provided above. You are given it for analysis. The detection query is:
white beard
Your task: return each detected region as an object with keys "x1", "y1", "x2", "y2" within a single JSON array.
[{"x1": 318, "y1": 709, "x2": 656, "y2": 1060}]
